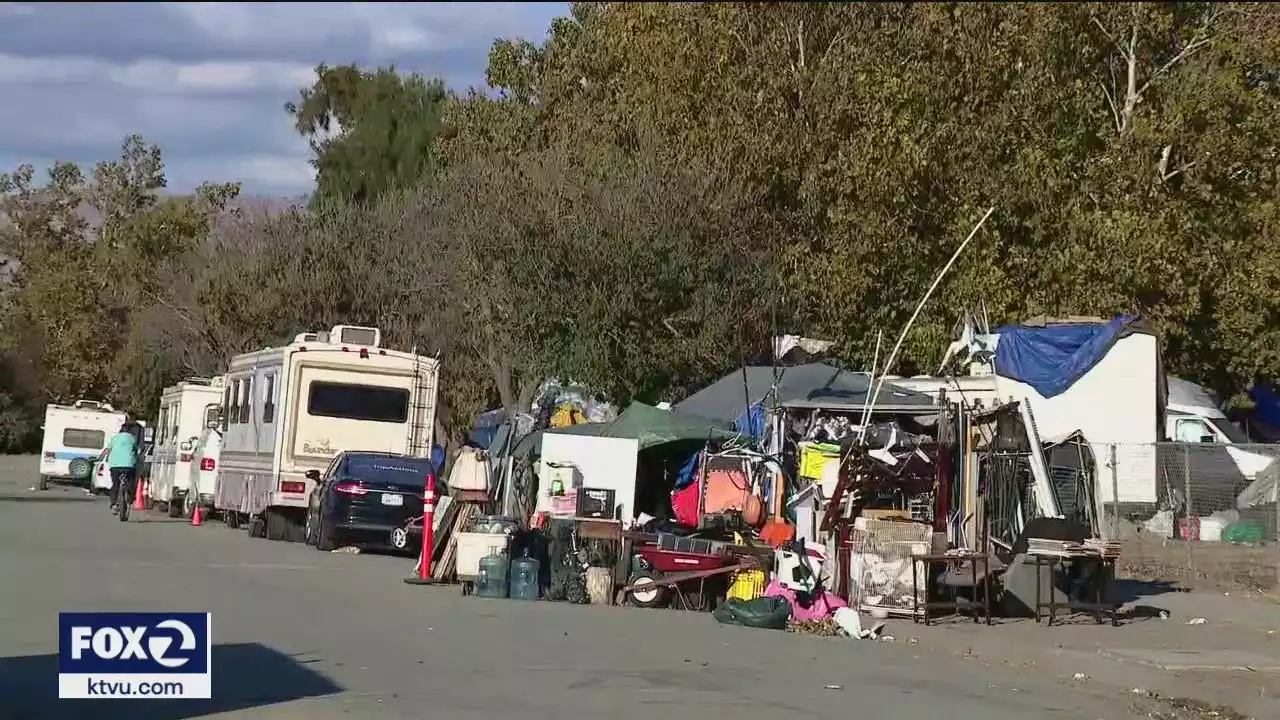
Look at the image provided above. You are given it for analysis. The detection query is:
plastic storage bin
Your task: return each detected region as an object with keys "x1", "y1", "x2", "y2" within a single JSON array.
[
  {"x1": 456, "y1": 532, "x2": 511, "y2": 581},
  {"x1": 727, "y1": 568, "x2": 767, "y2": 601}
]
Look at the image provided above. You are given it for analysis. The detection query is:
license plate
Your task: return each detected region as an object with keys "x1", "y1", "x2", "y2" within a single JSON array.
[{"x1": 380, "y1": 493, "x2": 403, "y2": 507}]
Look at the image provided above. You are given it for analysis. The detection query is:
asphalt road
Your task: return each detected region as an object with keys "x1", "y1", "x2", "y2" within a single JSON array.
[{"x1": 0, "y1": 455, "x2": 1141, "y2": 720}]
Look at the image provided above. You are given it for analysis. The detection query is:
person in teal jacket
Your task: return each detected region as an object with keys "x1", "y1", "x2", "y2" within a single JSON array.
[{"x1": 102, "y1": 416, "x2": 141, "y2": 514}]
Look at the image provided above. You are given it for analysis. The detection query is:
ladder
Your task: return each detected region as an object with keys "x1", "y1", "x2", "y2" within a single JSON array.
[{"x1": 405, "y1": 357, "x2": 438, "y2": 459}]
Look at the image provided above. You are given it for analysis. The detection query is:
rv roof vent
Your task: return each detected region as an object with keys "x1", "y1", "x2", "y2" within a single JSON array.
[
  {"x1": 331, "y1": 325, "x2": 381, "y2": 348},
  {"x1": 294, "y1": 332, "x2": 320, "y2": 344},
  {"x1": 210, "y1": 376, "x2": 226, "y2": 388},
  {"x1": 73, "y1": 399, "x2": 103, "y2": 410},
  {"x1": 184, "y1": 377, "x2": 214, "y2": 386}
]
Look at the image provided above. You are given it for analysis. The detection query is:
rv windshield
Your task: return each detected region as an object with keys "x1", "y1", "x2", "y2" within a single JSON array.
[
  {"x1": 1209, "y1": 418, "x2": 1250, "y2": 444},
  {"x1": 63, "y1": 428, "x2": 106, "y2": 450},
  {"x1": 307, "y1": 382, "x2": 409, "y2": 423}
]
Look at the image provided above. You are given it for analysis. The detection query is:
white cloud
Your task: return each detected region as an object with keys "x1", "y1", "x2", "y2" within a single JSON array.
[{"x1": 0, "y1": 2, "x2": 568, "y2": 197}]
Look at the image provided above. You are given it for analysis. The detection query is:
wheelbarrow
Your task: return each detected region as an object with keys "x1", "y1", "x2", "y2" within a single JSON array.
[{"x1": 619, "y1": 545, "x2": 758, "y2": 611}]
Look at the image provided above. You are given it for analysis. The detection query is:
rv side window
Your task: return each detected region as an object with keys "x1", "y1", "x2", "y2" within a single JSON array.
[
  {"x1": 204, "y1": 404, "x2": 220, "y2": 429},
  {"x1": 240, "y1": 377, "x2": 253, "y2": 425},
  {"x1": 169, "y1": 404, "x2": 178, "y2": 442},
  {"x1": 157, "y1": 407, "x2": 167, "y2": 444},
  {"x1": 229, "y1": 380, "x2": 241, "y2": 425},
  {"x1": 222, "y1": 385, "x2": 232, "y2": 431},
  {"x1": 263, "y1": 374, "x2": 276, "y2": 424},
  {"x1": 307, "y1": 382, "x2": 410, "y2": 423},
  {"x1": 63, "y1": 428, "x2": 106, "y2": 450}
]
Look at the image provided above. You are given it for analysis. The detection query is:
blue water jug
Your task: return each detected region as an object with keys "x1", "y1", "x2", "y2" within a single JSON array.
[
  {"x1": 509, "y1": 550, "x2": 540, "y2": 601},
  {"x1": 475, "y1": 548, "x2": 510, "y2": 599}
]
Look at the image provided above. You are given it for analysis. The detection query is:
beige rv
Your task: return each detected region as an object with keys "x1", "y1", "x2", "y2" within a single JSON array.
[
  {"x1": 213, "y1": 325, "x2": 440, "y2": 541},
  {"x1": 149, "y1": 377, "x2": 225, "y2": 517}
]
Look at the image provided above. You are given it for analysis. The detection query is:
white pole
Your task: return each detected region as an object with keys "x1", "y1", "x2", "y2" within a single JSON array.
[{"x1": 865, "y1": 206, "x2": 996, "y2": 420}]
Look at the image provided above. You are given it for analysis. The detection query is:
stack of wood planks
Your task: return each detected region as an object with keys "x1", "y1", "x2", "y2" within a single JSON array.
[{"x1": 429, "y1": 495, "x2": 483, "y2": 582}]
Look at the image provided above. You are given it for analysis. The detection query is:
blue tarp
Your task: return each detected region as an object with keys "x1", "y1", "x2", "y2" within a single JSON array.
[
  {"x1": 994, "y1": 315, "x2": 1137, "y2": 398},
  {"x1": 734, "y1": 402, "x2": 767, "y2": 441},
  {"x1": 1248, "y1": 383, "x2": 1280, "y2": 428}
]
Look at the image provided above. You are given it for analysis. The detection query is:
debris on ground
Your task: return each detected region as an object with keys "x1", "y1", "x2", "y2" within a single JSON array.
[
  {"x1": 1186, "y1": 617, "x2": 1207, "y2": 625},
  {"x1": 788, "y1": 618, "x2": 843, "y2": 636},
  {"x1": 1137, "y1": 694, "x2": 1254, "y2": 720},
  {"x1": 332, "y1": 546, "x2": 362, "y2": 554}
]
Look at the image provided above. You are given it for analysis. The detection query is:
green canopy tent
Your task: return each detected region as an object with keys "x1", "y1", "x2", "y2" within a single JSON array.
[{"x1": 539, "y1": 401, "x2": 739, "y2": 450}]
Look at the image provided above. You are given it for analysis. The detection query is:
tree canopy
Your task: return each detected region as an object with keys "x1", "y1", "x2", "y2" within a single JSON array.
[{"x1": 0, "y1": 2, "x2": 1277, "y2": 451}]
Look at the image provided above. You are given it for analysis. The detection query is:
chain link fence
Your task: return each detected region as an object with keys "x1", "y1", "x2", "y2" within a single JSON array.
[{"x1": 1098, "y1": 442, "x2": 1280, "y2": 593}]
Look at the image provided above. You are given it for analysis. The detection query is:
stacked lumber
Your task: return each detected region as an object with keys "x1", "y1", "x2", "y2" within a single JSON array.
[
  {"x1": 1083, "y1": 538, "x2": 1122, "y2": 559},
  {"x1": 1026, "y1": 537, "x2": 1121, "y2": 559},
  {"x1": 431, "y1": 500, "x2": 481, "y2": 582},
  {"x1": 1026, "y1": 538, "x2": 1088, "y2": 557}
]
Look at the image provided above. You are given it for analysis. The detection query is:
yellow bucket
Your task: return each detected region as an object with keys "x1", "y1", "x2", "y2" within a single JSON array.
[{"x1": 727, "y1": 568, "x2": 767, "y2": 601}]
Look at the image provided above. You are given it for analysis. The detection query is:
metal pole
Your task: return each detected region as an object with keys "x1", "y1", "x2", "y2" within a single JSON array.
[
  {"x1": 1183, "y1": 444, "x2": 1193, "y2": 572},
  {"x1": 1109, "y1": 443, "x2": 1119, "y2": 539},
  {"x1": 404, "y1": 471, "x2": 438, "y2": 585}
]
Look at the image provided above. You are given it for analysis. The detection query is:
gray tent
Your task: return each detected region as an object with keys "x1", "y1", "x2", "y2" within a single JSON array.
[{"x1": 673, "y1": 363, "x2": 937, "y2": 425}]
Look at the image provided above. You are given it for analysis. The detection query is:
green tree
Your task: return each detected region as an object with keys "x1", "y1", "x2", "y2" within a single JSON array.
[{"x1": 288, "y1": 64, "x2": 448, "y2": 206}]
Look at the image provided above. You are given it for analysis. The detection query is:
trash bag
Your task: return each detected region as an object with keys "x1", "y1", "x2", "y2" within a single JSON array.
[
  {"x1": 1222, "y1": 520, "x2": 1265, "y2": 545},
  {"x1": 713, "y1": 595, "x2": 793, "y2": 630}
]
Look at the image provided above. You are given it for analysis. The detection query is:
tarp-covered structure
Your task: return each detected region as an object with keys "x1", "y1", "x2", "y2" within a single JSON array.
[
  {"x1": 514, "y1": 401, "x2": 737, "y2": 457},
  {"x1": 994, "y1": 315, "x2": 1160, "y2": 399},
  {"x1": 673, "y1": 363, "x2": 937, "y2": 435}
]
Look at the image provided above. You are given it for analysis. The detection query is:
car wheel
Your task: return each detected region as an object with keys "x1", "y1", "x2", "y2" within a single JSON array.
[
  {"x1": 315, "y1": 518, "x2": 336, "y2": 552},
  {"x1": 303, "y1": 512, "x2": 315, "y2": 546}
]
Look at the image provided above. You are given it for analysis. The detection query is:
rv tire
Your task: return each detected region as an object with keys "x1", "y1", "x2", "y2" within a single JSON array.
[
  {"x1": 167, "y1": 497, "x2": 183, "y2": 518},
  {"x1": 265, "y1": 510, "x2": 288, "y2": 541},
  {"x1": 285, "y1": 517, "x2": 306, "y2": 543},
  {"x1": 248, "y1": 514, "x2": 266, "y2": 538},
  {"x1": 225, "y1": 511, "x2": 241, "y2": 530},
  {"x1": 37, "y1": 475, "x2": 49, "y2": 491}
]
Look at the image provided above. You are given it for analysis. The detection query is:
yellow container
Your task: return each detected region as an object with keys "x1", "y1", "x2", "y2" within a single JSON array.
[
  {"x1": 727, "y1": 568, "x2": 767, "y2": 601},
  {"x1": 798, "y1": 442, "x2": 840, "y2": 480}
]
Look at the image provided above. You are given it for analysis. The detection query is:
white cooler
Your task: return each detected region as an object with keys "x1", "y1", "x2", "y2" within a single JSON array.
[{"x1": 455, "y1": 532, "x2": 510, "y2": 581}]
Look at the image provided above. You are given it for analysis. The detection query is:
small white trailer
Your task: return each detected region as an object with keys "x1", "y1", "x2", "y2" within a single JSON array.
[
  {"x1": 148, "y1": 377, "x2": 225, "y2": 517},
  {"x1": 38, "y1": 400, "x2": 127, "y2": 491},
  {"x1": 213, "y1": 325, "x2": 440, "y2": 542}
]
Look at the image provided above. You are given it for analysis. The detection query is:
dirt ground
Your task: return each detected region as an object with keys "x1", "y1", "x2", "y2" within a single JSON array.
[{"x1": 1119, "y1": 536, "x2": 1279, "y2": 592}]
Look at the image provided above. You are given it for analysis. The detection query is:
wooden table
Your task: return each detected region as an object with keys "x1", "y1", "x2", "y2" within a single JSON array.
[
  {"x1": 1030, "y1": 553, "x2": 1119, "y2": 626},
  {"x1": 910, "y1": 552, "x2": 994, "y2": 626}
]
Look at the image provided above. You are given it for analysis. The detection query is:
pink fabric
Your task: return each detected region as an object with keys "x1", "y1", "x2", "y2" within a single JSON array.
[
  {"x1": 763, "y1": 578, "x2": 848, "y2": 622},
  {"x1": 671, "y1": 483, "x2": 701, "y2": 528}
]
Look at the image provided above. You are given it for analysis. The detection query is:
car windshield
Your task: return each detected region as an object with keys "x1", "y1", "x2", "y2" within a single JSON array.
[{"x1": 341, "y1": 455, "x2": 441, "y2": 491}]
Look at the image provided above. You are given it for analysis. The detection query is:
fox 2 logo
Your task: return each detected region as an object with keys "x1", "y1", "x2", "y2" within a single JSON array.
[{"x1": 59, "y1": 613, "x2": 211, "y2": 675}]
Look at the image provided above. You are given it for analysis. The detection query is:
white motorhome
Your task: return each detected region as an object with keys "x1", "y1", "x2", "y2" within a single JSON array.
[
  {"x1": 149, "y1": 377, "x2": 225, "y2": 517},
  {"x1": 214, "y1": 325, "x2": 440, "y2": 542},
  {"x1": 39, "y1": 400, "x2": 127, "y2": 490}
]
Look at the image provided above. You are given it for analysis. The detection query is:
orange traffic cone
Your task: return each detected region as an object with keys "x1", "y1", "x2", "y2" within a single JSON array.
[
  {"x1": 132, "y1": 479, "x2": 146, "y2": 511},
  {"x1": 190, "y1": 503, "x2": 203, "y2": 527}
]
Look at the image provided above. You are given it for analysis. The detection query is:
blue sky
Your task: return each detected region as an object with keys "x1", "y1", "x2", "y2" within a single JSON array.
[{"x1": 0, "y1": 1, "x2": 569, "y2": 196}]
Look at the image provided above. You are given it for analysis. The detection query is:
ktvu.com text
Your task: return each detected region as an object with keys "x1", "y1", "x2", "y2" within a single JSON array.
[
  {"x1": 58, "y1": 612, "x2": 213, "y2": 700},
  {"x1": 63, "y1": 674, "x2": 206, "y2": 698}
]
